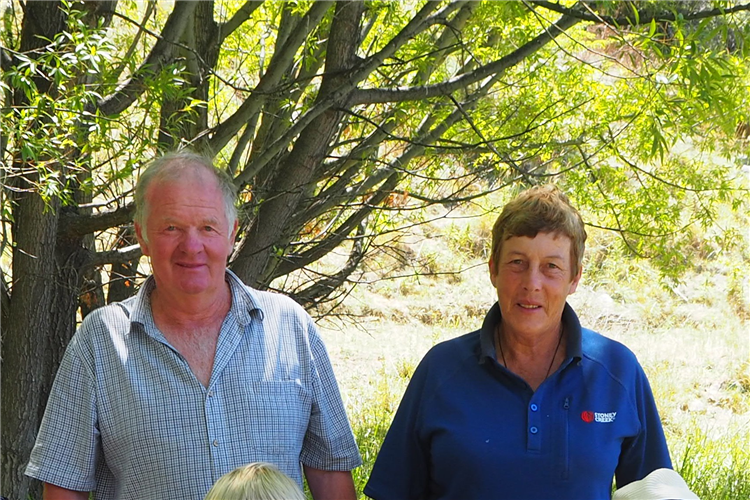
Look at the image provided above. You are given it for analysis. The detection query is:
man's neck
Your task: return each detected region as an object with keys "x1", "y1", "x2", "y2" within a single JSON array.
[{"x1": 150, "y1": 283, "x2": 232, "y2": 330}]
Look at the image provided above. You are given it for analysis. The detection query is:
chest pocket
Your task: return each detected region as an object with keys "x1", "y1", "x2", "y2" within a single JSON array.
[{"x1": 240, "y1": 380, "x2": 312, "y2": 454}]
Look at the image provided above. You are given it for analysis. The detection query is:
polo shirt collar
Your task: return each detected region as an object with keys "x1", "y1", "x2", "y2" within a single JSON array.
[{"x1": 478, "y1": 302, "x2": 583, "y2": 364}]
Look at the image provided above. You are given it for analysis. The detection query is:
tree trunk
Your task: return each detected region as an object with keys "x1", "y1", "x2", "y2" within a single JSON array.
[
  {"x1": 1, "y1": 3, "x2": 82, "y2": 498},
  {"x1": 231, "y1": 1, "x2": 364, "y2": 288},
  {"x1": 2, "y1": 187, "x2": 60, "y2": 500}
]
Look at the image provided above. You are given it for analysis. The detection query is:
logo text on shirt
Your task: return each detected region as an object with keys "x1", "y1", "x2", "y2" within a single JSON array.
[{"x1": 581, "y1": 411, "x2": 617, "y2": 423}]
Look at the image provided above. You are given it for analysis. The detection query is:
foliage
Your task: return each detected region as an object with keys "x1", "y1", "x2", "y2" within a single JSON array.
[{"x1": 3, "y1": 1, "x2": 750, "y2": 498}]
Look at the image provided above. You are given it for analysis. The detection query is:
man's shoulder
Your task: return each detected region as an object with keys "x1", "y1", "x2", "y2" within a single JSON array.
[
  {"x1": 227, "y1": 271, "x2": 304, "y2": 312},
  {"x1": 80, "y1": 296, "x2": 138, "y2": 332}
]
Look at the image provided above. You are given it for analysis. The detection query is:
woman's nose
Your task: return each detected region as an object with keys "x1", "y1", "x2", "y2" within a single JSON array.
[{"x1": 522, "y1": 267, "x2": 543, "y2": 290}]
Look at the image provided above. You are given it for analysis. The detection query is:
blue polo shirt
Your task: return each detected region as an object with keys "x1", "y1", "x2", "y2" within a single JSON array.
[{"x1": 364, "y1": 303, "x2": 671, "y2": 500}]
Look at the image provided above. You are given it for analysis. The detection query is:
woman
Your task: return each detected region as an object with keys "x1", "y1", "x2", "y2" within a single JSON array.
[{"x1": 364, "y1": 185, "x2": 672, "y2": 500}]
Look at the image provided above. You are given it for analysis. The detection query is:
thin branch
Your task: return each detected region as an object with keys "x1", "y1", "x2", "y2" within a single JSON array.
[
  {"x1": 349, "y1": 13, "x2": 580, "y2": 105},
  {"x1": 291, "y1": 220, "x2": 368, "y2": 309},
  {"x1": 110, "y1": 0, "x2": 157, "y2": 82},
  {"x1": 218, "y1": 1, "x2": 264, "y2": 44},
  {"x1": 209, "y1": 1, "x2": 334, "y2": 155},
  {"x1": 271, "y1": 172, "x2": 400, "y2": 280},
  {"x1": 92, "y1": 1, "x2": 198, "y2": 116},
  {"x1": 530, "y1": 1, "x2": 750, "y2": 25},
  {"x1": 233, "y1": 1, "x2": 459, "y2": 185}
]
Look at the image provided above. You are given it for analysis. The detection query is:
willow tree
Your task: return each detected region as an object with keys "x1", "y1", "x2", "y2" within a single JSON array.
[{"x1": 2, "y1": 1, "x2": 749, "y2": 498}]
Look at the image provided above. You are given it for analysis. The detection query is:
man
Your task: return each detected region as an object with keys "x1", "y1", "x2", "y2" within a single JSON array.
[{"x1": 26, "y1": 151, "x2": 361, "y2": 500}]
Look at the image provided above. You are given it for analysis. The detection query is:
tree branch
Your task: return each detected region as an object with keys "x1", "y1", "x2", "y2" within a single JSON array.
[
  {"x1": 0, "y1": 45, "x2": 12, "y2": 71},
  {"x1": 110, "y1": 0, "x2": 158, "y2": 83},
  {"x1": 218, "y1": 1, "x2": 264, "y2": 44},
  {"x1": 85, "y1": 244, "x2": 143, "y2": 269},
  {"x1": 233, "y1": 1, "x2": 459, "y2": 185},
  {"x1": 58, "y1": 203, "x2": 135, "y2": 239},
  {"x1": 208, "y1": 1, "x2": 334, "y2": 155},
  {"x1": 530, "y1": 0, "x2": 750, "y2": 25},
  {"x1": 1, "y1": 265, "x2": 10, "y2": 327},
  {"x1": 91, "y1": 1, "x2": 198, "y2": 116},
  {"x1": 291, "y1": 220, "x2": 368, "y2": 309},
  {"x1": 349, "y1": 12, "x2": 580, "y2": 105},
  {"x1": 271, "y1": 172, "x2": 400, "y2": 280}
]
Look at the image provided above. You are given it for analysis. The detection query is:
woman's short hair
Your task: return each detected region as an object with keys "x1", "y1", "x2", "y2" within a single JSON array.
[
  {"x1": 204, "y1": 462, "x2": 306, "y2": 500},
  {"x1": 490, "y1": 184, "x2": 587, "y2": 278},
  {"x1": 133, "y1": 150, "x2": 238, "y2": 236}
]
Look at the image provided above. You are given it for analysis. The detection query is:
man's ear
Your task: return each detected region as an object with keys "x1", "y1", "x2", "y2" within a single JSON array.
[
  {"x1": 228, "y1": 219, "x2": 239, "y2": 253},
  {"x1": 134, "y1": 222, "x2": 150, "y2": 257}
]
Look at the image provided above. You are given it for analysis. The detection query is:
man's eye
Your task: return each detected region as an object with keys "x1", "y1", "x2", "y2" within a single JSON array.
[
  {"x1": 166, "y1": 225, "x2": 176, "y2": 231},
  {"x1": 204, "y1": 226, "x2": 214, "y2": 232}
]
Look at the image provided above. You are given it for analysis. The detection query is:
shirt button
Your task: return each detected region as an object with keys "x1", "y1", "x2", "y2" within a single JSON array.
[
  {"x1": 208, "y1": 390, "x2": 214, "y2": 397},
  {"x1": 212, "y1": 439, "x2": 219, "y2": 447},
  {"x1": 530, "y1": 426, "x2": 539, "y2": 434},
  {"x1": 530, "y1": 404, "x2": 538, "y2": 412}
]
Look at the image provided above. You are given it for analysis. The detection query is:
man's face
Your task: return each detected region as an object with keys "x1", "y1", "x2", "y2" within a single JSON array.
[
  {"x1": 135, "y1": 166, "x2": 237, "y2": 302},
  {"x1": 489, "y1": 232, "x2": 581, "y2": 340}
]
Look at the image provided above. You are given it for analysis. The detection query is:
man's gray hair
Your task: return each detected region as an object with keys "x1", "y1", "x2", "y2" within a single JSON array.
[{"x1": 134, "y1": 151, "x2": 238, "y2": 236}]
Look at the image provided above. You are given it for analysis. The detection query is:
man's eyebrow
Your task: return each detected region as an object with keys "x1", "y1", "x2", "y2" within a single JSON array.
[{"x1": 202, "y1": 216, "x2": 221, "y2": 225}]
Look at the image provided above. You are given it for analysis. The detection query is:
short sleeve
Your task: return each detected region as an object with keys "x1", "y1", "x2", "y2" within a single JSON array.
[
  {"x1": 614, "y1": 363, "x2": 672, "y2": 488},
  {"x1": 25, "y1": 336, "x2": 100, "y2": 492},
  {"x1": 364, "y1": 354, "x2": 432, "y2": 500},
  {"x1": 299, "y1": 321, "x2": 362, "y2": 471}
]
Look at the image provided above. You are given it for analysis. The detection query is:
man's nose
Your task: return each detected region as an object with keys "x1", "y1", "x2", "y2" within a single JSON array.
[{"x1": 180, "y1": 228, "x2": 203, "y2": 253}]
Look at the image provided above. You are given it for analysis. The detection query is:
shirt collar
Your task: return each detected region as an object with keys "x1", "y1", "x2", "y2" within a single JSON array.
[
  {"x1": 129, "y1": 269, "x2": 264, "y2": 333},
  {"x1": 478, "y1": 302, "x2": 583, "y2": 364}
]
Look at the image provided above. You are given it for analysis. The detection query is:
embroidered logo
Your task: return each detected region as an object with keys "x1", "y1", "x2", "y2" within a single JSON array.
[{"x1": 581, "y1": 411, "x2": 616, "y2": 423}]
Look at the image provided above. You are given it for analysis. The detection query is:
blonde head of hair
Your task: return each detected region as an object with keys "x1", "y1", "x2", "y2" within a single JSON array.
[{"x1": 204, "y1": 462, "x2": 306, "y2": 500}]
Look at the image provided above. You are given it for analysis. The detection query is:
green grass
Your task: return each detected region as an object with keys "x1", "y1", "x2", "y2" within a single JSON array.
[{"x1": 675, "y1": 422, "x2": 750, "y2": 499}]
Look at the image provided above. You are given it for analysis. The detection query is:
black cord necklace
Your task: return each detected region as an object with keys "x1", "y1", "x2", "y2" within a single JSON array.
[{"x1": 497, "y1": 324, "x2": 564, "y2": 379}]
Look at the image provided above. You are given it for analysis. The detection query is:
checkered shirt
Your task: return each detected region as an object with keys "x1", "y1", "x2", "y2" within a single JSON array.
[{"x1": 25, "y1": 271, "x2": 361, "y2": 499}]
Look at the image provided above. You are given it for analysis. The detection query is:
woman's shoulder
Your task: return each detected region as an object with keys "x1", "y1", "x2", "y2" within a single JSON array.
[
  {"x1": 580, "y1": 328, "x2": 645, "y2": 379},
  {"x1": 413, "y1": 330, "x2": 483, "y2": 382},
  {"x1": 426, "y1": 329, "x2": 481, "y2": 359}
]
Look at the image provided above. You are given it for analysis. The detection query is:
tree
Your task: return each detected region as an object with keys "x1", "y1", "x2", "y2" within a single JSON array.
[{"x1": 2, "y1": 1, "x2": 749, "y2": 498}]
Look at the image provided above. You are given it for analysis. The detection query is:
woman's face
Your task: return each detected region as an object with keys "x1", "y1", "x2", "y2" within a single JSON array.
[{"x1": 489, "y1": 232, "x2": 581, "y2": 340}]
